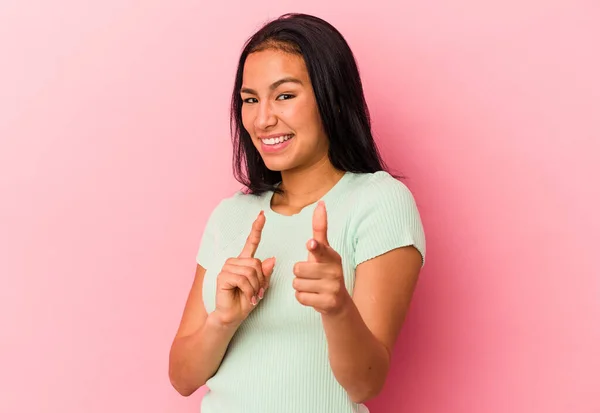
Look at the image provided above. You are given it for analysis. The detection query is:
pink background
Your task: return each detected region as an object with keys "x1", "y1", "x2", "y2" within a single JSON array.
[{"x1": 1, "y1": 1, "x2": 599, "y2": 412}]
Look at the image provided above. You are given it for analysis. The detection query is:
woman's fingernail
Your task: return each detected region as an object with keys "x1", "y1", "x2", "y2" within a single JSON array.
[
  {"x1": 251, "y1": 296, "x2": 257, "y2": 306},
  {"x1": 258, "y1": 288, "x2": 264, "y2": 299},
  {"x1": 310, "y1": 239, "x2": 317, "y2": 249}
]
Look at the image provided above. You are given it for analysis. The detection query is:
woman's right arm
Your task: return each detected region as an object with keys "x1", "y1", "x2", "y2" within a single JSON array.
[
  {"x1": 168, "y1": 264, "x2": 239, "y2": 397},
  {"x1": 169, "y1": 210, "x2": 275, "y2": 396}
]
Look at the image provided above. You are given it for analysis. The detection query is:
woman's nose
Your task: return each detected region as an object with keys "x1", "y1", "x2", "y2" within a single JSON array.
[{"x1": 254, "y1": 102, "x2": 277, "y2": 130}]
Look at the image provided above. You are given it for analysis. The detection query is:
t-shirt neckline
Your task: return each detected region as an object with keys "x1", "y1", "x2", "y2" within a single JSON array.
[{"x1": 263, "y1": 171, "x2": 352, "y2": 219}]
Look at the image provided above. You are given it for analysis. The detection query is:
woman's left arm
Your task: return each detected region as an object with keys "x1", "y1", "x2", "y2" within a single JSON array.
[
  {"x1": 321, "y1": 245, "x2": 422, "y2": 403},
  {"x1": 292, "y1": 201, "x2": 423, "y2": 403}
]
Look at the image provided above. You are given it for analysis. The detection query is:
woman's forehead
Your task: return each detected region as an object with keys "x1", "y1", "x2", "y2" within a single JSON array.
[{"x1": 243, "y1": 50, "x2": 309, "y2": 85}]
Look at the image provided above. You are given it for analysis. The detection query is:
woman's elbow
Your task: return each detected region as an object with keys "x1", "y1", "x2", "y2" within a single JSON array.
[
  {"x1": 168, "y1": 362, "x2": 203, "y2": 397},
  {"x1": 168, "y1": 347, "x2": 206, "y2": 396},
  {"x1": 348, "y1": 379, "x2": 386, "y2": 404},
  {"x1": 350, "y1": 389, "x2": 382, "y2": 405},
  {"x1": 169, "y1": 374, "x2": 201, "y2": 397}
]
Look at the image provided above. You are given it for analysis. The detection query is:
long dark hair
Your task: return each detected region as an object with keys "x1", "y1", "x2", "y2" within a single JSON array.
[{"x1": 231, "y1": 13, "x2": 393, "y2": 195}]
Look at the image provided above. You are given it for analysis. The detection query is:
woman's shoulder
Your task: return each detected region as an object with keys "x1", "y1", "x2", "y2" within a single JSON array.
[
  {"x1": 346, "y1": 170, "x2": 426, "y2": 265},
  {"x1": 206, "y1": 189, "x2": 267, "y2": 222},
  {"x1": 222, "y1": 189, "x2": 265, "y2": 207},
  {"x1": 348, "y1": 170, "x2": 415, "y2": 202}
]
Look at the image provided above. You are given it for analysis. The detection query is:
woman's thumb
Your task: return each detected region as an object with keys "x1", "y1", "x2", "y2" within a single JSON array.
[{"x1": 261, "y1": 257, "x2": 276, "y2": 277}]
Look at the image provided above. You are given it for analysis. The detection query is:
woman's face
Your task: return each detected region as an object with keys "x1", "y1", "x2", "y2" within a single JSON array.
[{"x1": 240, "y1": 49, "x2": 329, "y2": 173}]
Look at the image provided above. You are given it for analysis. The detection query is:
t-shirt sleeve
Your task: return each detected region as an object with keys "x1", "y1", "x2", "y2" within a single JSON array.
[
  {"x1": 195, "y1": 199, "x2": 225, "y2": 268},
  {"x1": 352, "y1": 174, "x2": 426, "y2": 268}
]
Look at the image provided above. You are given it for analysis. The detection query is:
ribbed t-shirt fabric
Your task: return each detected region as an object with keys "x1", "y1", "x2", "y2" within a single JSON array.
[{"x1": 196, "y1": 171, "x2": 426, "y2": 413}]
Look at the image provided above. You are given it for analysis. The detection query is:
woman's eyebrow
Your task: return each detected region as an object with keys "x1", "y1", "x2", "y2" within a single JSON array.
[
  {"x1": 240, "y1": 77, "x2": 303, "y2": 95},
  {"x1": 270, "y1": 77, "x2": 303, "y2": 90}
]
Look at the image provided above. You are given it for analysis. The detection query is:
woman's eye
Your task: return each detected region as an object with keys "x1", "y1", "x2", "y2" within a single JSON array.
[
  {"x1": 276, "y1": 94, "x2": 294, "y2": 101},
  {"x1": 242, "y1": 97, "x2": 258, "y2": 104}
]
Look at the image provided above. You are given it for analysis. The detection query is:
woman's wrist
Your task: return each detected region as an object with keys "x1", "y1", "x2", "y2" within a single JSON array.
[
  {"x1": 206, "y1": 310, "x2": 242, "y2": 333},
  {"x1": 320, "y1": 288, "x2": 353, "y2": 320}
]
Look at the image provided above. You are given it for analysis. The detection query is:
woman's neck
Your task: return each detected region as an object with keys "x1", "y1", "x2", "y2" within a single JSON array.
[{"x1": 273, "y1": 161, "x2": 344, "y2": 213}]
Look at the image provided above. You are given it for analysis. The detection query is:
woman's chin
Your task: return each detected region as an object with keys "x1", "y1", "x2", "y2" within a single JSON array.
[
  {"x1": 262, "y1": 158, "x2": 298, "y2": 173},
  {"x1": 263, "y1": 161, "x2": 286, "y2": 172}
]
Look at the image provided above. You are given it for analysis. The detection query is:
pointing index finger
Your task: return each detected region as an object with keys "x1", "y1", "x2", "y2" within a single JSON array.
[
  {"x1": 239, "y1": 211, "x2": 265, "y2": 258},
  {"x1": 312, "y1": 201, "x2": 329, "y2": 246}
]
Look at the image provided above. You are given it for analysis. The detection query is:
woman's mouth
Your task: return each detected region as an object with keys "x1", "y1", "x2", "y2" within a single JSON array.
[{"x1": 260, "y1": 134, "x2": 294, "y2": 153}]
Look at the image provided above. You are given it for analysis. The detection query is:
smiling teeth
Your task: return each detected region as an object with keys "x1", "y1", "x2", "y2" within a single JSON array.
[{"x1": 263, "y1": 135, "x2": 293, "y2": 145}]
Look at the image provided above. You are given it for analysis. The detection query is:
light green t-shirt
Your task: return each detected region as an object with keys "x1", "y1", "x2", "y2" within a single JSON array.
[{"x1": 196, "y1": 171, "x2": 426, "y2": 413}]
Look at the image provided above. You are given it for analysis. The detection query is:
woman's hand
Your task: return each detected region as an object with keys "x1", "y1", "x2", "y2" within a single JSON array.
[
  {"x1": 214, "y1": 211, "x2": 275, "y2": 327},
  {"x1": 293, "y1": 201, "x2": 351, "y2": 315}
]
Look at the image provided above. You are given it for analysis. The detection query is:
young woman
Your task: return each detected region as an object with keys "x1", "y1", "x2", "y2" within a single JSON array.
[{"x1": 169, "y1": 13, "x2": 426, "y2": 413}]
